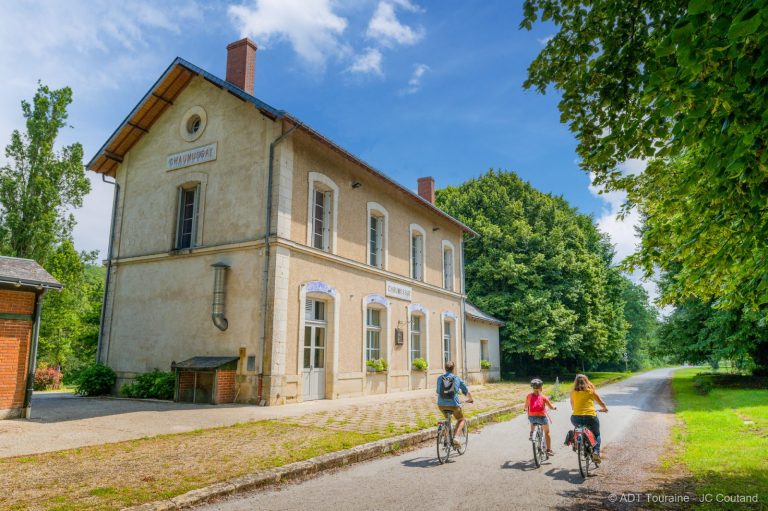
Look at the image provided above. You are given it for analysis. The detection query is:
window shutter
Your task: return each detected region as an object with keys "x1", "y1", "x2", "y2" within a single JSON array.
[
  {"x1": 377, "y1": 217, "x2": 384, "y2": 267},
  {"x1": 323, "y1": 191, "x2": 331, "y2": 251},
  {"x1": 175, "y1": 187, "x2": 184, "y2": 248},
  {"x1": 305, "y1": 298, "x2": 313, "y2": 320},
  {"x1": 191, "y1": 186, "x2": 200, "y2": 247},
  {"x1": 416, "y1": 235, "x2": 423, "y2": 280}
]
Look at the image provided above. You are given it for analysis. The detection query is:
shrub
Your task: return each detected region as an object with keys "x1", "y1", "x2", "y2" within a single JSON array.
[
  {"x1": 75, "y1": 363, "x2": 116, "y2": 396},
  {"x1": 366, "y1": 358, "x2": 388, "y2": 372},
  {"x1": 33, "y1": 365, "x2": 62, "y2": 391},
  {"x1": 120, "y1": 370, "x2": 175, "y2": 400},
  {"x1": 480, "y1": 359, "x2": 492, "y2": 370},
  {"x1": 412, "y1": 358, "x2": 428, "y2": 372}
]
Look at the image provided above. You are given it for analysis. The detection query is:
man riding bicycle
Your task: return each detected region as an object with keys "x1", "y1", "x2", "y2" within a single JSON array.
[{"x1": 436, "y1": 361, "x2": 473, "y2": 449}]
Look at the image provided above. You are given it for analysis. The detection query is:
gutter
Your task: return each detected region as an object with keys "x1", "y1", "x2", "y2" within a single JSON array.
[
  {"x1": 460, "y1": 236, "x2": 468, "y2": 379},
  {"x1": 259, "y1": 120, "x2": 301, "y2": 403},
  {"x1": 96, "y1": 174, "x2": 120, "y2": 364},
  {"x1": 22, "y1": 290, "x2": 45, "y2": 418}
]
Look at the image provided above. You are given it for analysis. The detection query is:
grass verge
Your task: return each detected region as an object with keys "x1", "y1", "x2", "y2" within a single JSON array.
[{"x1": 670, "y1": 368, "x2": 768, "y2": 510}]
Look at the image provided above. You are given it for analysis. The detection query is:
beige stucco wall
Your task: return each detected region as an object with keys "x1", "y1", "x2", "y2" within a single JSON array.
[
  {"x1": 281, "y1": 247, "x2": 463, "y2": 402},
  {"x1": 113, "y1": 76, "x2": 275, "y2": 259},
  {"x1": 465, "y1": 318, "x2": 501, "y2": 383},
  {"x1": 288, "y1": 133, "x2": 463, "y2": 291}
]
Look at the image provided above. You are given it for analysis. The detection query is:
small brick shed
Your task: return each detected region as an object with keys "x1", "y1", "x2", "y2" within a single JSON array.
[
  {"x1": 172, "y1": 356, "x2": 238, "y2": 405},
  {"x1": 0, "y1": 256, "x2": 62, "y2": 419}
]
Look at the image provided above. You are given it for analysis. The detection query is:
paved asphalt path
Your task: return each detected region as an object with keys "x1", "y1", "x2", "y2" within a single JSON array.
[{"x1": 200, "y1": 368, "x2": 677, "y2": 511}]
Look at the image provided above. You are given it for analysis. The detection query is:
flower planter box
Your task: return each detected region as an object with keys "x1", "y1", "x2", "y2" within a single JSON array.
[
  {"x1": 365, "y1": 371, "x2": 387, "y2": 395},
  {"x1": 410, "y1": 370, "x2": 427, "y2": 390}
]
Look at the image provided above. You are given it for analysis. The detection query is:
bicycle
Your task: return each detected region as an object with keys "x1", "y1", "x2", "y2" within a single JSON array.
[
  {"x1": 436, "y1": 408, "x2": 469, "y2": 464},
  {"x1": 572, "y1": 424, "x2": 597, "y2": 478},
  {"x1": 531, "y1": 423, "x2": 548, "y2": 468}
]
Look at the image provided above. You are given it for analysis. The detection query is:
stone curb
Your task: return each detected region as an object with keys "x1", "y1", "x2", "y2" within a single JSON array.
[{"x1": 122, "y1": 404, "x2": 523, "y2": 511}]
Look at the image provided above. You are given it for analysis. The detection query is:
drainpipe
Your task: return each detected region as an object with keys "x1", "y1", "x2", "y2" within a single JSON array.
[
  {"x1": 23, "y1": 290, "x2": 46, "y2": 418},
  {"x1": 211, "y1": 262, "x2": 229, "y2": 330},
  {"x1": 460, "y1": 236, "x2": 468, "y2": 379},
  {"x1": 96, "y1": 174, "x2": 120, "y2": 364},
  {"x1": 258, "y1": 119, "x2": 301, "y2": 403}
]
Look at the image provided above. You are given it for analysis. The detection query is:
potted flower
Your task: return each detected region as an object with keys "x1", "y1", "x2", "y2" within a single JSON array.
[
  {"x1": 366, "y1": 358, "x2": 388, "y2": 372},
  {"x1": 480, "y1": 359, "x2": 492, "y2": 370},
  {"x1": 411, "y1": 358, "x2": 428, "y2": 372}
]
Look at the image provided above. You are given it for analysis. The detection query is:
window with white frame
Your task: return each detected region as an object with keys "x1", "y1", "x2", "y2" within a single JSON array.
[
  {"x1": 480, "y1": 339, "x2": 489, "y2": 363},
  {"x1": 410, "y1": 314, "x2": 422, "y2": 362},
  {"x1": 175, "y1": 184, "x2": 200, "y2": 249},
  {"x1": 442, "y1": 242, "x2": 454, "y2": 291},
  {"x1": 366, "y1": 307, "x2": 382, "y2": 361},
  {"x1": 410, "y1": 225, "x2": 425, "y2": 281},
  {"x1": 307, "y1": 173, "x2": 338, "y2": 253},
  {"x1": 312, "y1": 187, "x2": 332, "y2": 251},
  {"x1": 443, "y1": 320, "x2": 452, "y2": 362},
  {"x1": 369, "y1": 214, "x2": 384, "y2": 268}
]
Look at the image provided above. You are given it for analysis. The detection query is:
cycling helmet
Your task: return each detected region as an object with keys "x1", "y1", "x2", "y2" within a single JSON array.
[{"x1": 530, "y1": 378, "x2": 543, "y2": 388}]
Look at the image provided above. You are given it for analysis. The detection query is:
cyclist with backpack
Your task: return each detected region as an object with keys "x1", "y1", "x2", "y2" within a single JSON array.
[
  {"x1": 436, "y1": 361, "x2": 473, "y2": 448},
  {"x1": 525, "y1": 378, "x2": 557, "y2": 456},
  {"x1": 570, "y1": 374, "x2": 608, "y2": 463}
]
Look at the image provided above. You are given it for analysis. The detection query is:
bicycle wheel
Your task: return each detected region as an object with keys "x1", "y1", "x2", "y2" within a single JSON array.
[
  {"x1": 538, "y1": 429, "x2": 549, "y2": 462},
  {"x1": 455, "y1": 420, "x2": 468, "y2": 455},
  {"x1": 436, "y1": 423, "x2": 450, "y2": 464},
  {"x1": 577, "y1": 437, "x2": 590, "y2": 478},
  {"x1": 532, "y1": 428, "x2": 541, "y2": 467}
]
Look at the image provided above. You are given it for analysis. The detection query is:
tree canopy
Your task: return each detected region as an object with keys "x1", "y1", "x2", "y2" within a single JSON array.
[
  {"x1": 436, "y1": 170, "x2": 637, "y2": 373},
  {"x1": 521, "y1": 1, "x2": 768, "y2": 309}
]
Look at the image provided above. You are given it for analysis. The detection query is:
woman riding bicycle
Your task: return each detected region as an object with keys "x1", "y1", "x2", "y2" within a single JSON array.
[{"x1": 570, "y1": 374, "x2": 608, "y2": 463}]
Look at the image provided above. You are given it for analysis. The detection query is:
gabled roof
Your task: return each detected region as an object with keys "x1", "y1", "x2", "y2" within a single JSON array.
[
  {"x1": 465, "y1": 302, "x2": 504, "y2": 326},
  {"x1": 87, "y1": 58, "x2": 478, "y2": 237},
  {"x1": 0, "y1": 256, "x2": 63, "y2": 290}
]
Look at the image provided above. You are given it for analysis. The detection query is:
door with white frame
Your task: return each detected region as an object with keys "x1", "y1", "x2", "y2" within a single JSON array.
[{"x1": 302, "y1": 298, "x2": 327, "y2": 400}]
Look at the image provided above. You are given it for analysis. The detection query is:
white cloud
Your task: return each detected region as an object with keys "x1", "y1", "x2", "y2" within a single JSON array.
[
  {"x1": 537, "y1": 35, "x2": 554, "y2": 45},
  {"x1": 228, "y1": 0, "x2": 350, "y2": 68},
  {"x1": 588, "y1": 159, "x2": 667, "y2": 306},
  {"x1": 348, "y1": 48, "x2": 384, "y2": 76},
  {"x1": 366, "y1": 1, "x2": 424, "y2": 47},
  {"x1": 400, "y1": 63, "x2": 430, "y2": 95}
]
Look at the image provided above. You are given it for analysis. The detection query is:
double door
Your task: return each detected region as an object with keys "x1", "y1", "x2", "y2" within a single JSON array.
[{"x1": 302, "y1": 299, "x2": 326, "y2": 400}]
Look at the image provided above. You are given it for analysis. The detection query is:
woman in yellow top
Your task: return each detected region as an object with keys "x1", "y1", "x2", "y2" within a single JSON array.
[{"x1": 570, "y1": 374, "x2": 608, "y2": 462}]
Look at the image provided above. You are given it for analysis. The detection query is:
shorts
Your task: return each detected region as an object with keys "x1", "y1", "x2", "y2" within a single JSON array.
[
  {"x1": 528, "y1": 416, "x2": 549, "y2": 425},
  {"x1": 438, "y1": 406, "x2": 464, "y2": 421}
]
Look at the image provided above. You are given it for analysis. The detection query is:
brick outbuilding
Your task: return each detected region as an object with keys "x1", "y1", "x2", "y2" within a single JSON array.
[{"x1": 0, "y1": 257, "x2": 62, "y2": 419}]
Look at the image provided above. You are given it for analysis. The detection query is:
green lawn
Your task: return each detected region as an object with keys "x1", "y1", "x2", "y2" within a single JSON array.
[{"x1": 671, "y1": 368, "x2": 768, "y2": 509}]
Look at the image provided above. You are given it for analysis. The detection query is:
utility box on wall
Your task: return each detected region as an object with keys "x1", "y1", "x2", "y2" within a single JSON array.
[{"x1": 172, "y1": 356, "x2": 238, "y2": 405}]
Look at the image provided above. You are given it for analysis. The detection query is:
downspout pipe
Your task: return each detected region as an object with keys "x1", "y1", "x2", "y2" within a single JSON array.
[
  {"x1": 460, "y1": 236, "x2": 468, "y2": 379},
  {"x1": 259, "y1": 120, "x2": 301, "y2": 403},
  {"x1": 211, "y1": 262, "x2": 229, "y2": 331},
  {"x1": 23, "y1": 290, "x2": 46, "y2": 418},
  {"x1": 97, "y1": 174, "x2": 120, "y2": 364}
]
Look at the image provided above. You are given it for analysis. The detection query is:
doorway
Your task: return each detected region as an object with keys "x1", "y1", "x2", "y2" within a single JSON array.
[{"x1": 302, "y1": 298, "x2": 327, "y2": 400}]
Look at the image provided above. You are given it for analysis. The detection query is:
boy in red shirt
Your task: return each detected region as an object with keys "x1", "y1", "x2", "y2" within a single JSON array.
[{"x1": 525, "y1": 378, "x2": 557, "y2": 455}]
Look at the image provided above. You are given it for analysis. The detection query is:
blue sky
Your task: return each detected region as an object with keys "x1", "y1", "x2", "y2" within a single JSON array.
[{"x1": 0, "y1": 1, "x2": 639, "y2": 287}]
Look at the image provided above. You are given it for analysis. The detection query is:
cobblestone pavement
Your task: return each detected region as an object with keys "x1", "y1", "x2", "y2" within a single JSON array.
[{"x1": 287, "y1": 382, "x2": 530, "y2": 434}]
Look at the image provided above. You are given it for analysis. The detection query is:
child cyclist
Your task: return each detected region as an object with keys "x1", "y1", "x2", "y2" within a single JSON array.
[{"x1": 525, "y1": 378, "x2": 557, "y2": 456}]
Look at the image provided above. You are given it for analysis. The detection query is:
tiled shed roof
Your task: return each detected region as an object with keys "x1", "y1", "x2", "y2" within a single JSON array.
[
  {"x1": 465, "y1": 302, "x2": 504, "y2": 326},
  {"x1": 0, "y1": 256, "x2": 63, "y2": 290}
]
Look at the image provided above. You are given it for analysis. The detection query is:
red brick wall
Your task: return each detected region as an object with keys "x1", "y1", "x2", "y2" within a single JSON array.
[
  {"x1": 216, "y1": 369, "x2": 236, "y2": 404},
  {"x1": 0, "y1": 290, "x2": 35, "y2": 416}
]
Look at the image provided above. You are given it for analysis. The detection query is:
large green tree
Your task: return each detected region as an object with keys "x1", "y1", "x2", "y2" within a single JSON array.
[
  {"x1": 521, "y1": 1, "x2": 768, "y2": 310},
  {"x1": 0, "y1": 83, "x2": 90, "y2": 262},
  {"x1": 436, "y1": 170, "x2": 629, "y2": 373}
]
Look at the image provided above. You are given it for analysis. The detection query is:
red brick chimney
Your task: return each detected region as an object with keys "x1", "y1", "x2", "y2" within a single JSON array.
[
  {"x1": 417, "y1": 177, "x2": 435, "y2": 204},
  {"x1": 226, "y1": 38, "x2": 257, "y2": 95}
]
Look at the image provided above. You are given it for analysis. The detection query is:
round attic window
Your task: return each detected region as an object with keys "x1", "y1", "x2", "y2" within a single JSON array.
[{"x1": 180, "y1": 106, "x2": 207, "y2": 142}]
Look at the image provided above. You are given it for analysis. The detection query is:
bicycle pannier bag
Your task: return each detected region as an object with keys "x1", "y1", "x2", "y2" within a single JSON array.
[
  {"x1": 439, "y1": 375, "x2": 457, "y2": 400},
  {"x1": 583, "y1": 428, "x2": 597, "y2": 447},
  {"x1": 564, "y1": 430, "x2": 574, "y2": 447}
]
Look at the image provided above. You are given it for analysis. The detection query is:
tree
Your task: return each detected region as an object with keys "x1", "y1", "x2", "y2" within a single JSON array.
[
  {"x1": 521, "y1": 1, "x2": 768, "y2": 310},
  {"x1": 619, "y1": 280, "x2": 659, "y2": 371},
  {"x1": 436, "y1": 170, "x2": 628, "y2": 373},
  {"x1": 0, "y1": 83, "x2": 90, "y2": 263}
]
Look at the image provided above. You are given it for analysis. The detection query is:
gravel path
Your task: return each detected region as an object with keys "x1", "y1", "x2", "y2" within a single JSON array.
[{"x1": 198, "y1": 368, "x2": 677, "y2": 511}]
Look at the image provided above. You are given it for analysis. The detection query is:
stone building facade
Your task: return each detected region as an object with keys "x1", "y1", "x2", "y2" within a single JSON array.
[{"x1": 88, "y1": 39, "x2": 500, "y2": 405}]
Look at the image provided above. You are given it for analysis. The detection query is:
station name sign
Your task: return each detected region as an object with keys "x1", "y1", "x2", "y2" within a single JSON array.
[
  {"x1": 385, "y1": 281, "x2": 412, "y2": 301},
  {"x1": 167, "y1": 143, "x2": 217, "y2": 171}
]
